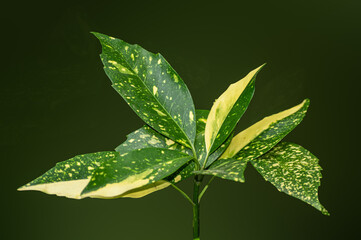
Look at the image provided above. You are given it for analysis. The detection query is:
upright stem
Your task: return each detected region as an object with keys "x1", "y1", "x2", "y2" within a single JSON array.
[{"x1": 193, "y1": 175, "x2": 202, "y2": 240}]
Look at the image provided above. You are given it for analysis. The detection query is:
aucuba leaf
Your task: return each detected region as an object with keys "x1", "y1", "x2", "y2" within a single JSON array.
[
  {"x1": 18, "y1": 152, "x2": 118, "y2": 199},
  {"x1": 81, "y1": 148, "x2": 193, "y2": 198},
  {"x1": 93, "y1": 32, "x2": 196, "y2": 148},
  {"x1": 205, "y1": 64, "x2": 265, "y2": 154},
  {"x1": 194, "y1": 158, "x2": 247, "y2": 183},
  {"x1": 221, "y1": 99, "x2": 310, "y2": 161},
  {"x1": 251, "y1": 142, "x2": 329, "y2": 215}
]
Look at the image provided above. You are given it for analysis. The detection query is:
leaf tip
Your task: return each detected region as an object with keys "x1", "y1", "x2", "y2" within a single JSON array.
[
  {"x1": 302, "y1": 98, "x2": 311, "y2": 110},
  {"x1": 90, "y1": 32, "x2": 109, "y2": 41}
]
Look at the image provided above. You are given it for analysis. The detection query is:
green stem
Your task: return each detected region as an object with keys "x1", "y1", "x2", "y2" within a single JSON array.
[
  {"x1": 193, "y1": 175, "x2": 202, "y2": 240},
  {"x1": 198, "y1": 176, "x2": 215, "y2": 203},
  {"x1": 170, "y1": 183, "x2": 195, "y2": 206}
]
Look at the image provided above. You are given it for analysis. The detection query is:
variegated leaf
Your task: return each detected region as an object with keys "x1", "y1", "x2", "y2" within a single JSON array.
[
  {"x1": 18, "y1": 152, "x2": 118, "y2": 199},
  {"x1": 194, "y1": 158, "x2": 247, "y2": 182},
  {"x1": 93, "y1": 32, "x2": 196, "y2": 148},
  {"x1": 114, "y1": 110, "x2": 213, "y2": 197},
  {"x1": 119, "y1": 162, "x2": 194, "y2": 198},
  {"x1": 81, "y1": 148, "x2": 193, "y2": 198},
  {"x1": 205, "y1": 64, "x2": 265, "y2": 154},
  {"x1": 192, "y1": 110, "x2": 233, "y2": 168},
  {"x1": 195, "y1": 132, "x2": 233, "y2": 169},
  {"x1": 114, "y1": 125, "x2": 194, "y2": 198},
  {"x1": 251, "y1": 142, "x2": 329, "y2": 215},
  {"x1": 221, "y1": 99, "x2": 310, "y2": 161},
  {"x1": 115, "y1": 125, "x2": 192, "y2": 155},
  {"x1": 195, "y1": 110, "x2": 209, "y2": 134}
]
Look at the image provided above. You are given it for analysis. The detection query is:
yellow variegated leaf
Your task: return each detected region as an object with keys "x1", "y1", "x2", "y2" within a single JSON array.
[
  {"x1": 221, "y1": 99, "x2": 309, "y2": 160},
  {"x1": 118, "y1": 163, "x2": 194, "y2": 198},
  {"x1": 205, "y1": 64, "x2": 265, "y2": 154},
  {"x1": 18, "y1": 152, "x2": 118, "y2": 199},
  {"x1": 81, "y1": 148, "x2": 193, "y2": 199}
]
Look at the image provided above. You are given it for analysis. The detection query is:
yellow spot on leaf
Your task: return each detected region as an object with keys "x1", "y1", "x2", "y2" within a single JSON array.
[
  {"x1": 166, "y1": 139, "x2": 175, "y2": 145},
  {"x1": 153, "y1": 86, "x2": 158, "y2": 95},
  {"x1": 189, "y1": 111, "x2": 194, "y2": 121}
]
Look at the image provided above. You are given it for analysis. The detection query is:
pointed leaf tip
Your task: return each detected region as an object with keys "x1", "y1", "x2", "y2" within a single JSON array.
[
  {"x1": 205, "y1": 64, "x2": 265, "y2": 154},
  {"x1": 221, "y1": 98, "x2": 310, "y2": 160},
  {"x1": 251, "y1": 142, "x2": 329, "y2": 215},
  {"x1": 95, "y1": 33, "x2": 196, "y2": 148}
]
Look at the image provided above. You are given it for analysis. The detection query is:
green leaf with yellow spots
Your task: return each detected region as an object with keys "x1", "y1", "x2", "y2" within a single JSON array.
[
  {"x1": 251, "y1": 142, "x2": 329, "y2": 215},
  {"x1": 115, "y1": 125, "x2": 191, "y2": 155},
  {"x1": 220, "y1": 99, "x2": 310, "y2": 161},
  {"x1": 93, "y1": 32, "x2": 196, "y2": 148},
  {"x1": 194, "y1": 158, "x2": 247, "y2": 182},
  {"x1": 113, "y1": 109, "x2": 211, "y2": 198},
  {"x1": 195, "y1": 110, "x2": 209, "y2": 134},
  {"x1": 205, "y1": 64, "x2": 265, "y2": 154},
  {"x1": 17, "y1": 152, "x2": 119, "y2": 199},
  {"x1": 18, "y1": 31, "x2": 330, "y2": 238},
  {"x1": 81, "y1": 148, "x2": 193, "y2": 198},
  {"x1": 114, "y1": 125, "x2": 193, "y2": 198}
]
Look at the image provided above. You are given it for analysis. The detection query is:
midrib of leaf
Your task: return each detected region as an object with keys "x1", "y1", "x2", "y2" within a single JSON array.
[{"x1": 107, "y1": 47, "x2": 195, "y2": 152}]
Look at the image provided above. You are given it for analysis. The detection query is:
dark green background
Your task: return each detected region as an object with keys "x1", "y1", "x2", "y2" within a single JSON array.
[{"x1": 2, "y1": 0, "x2": 358, "y2": 239}]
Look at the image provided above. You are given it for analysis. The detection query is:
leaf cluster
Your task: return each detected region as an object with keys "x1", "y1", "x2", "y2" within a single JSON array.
[{"x1": 19, "y1": 33, "x2": 328, "y2": 215}]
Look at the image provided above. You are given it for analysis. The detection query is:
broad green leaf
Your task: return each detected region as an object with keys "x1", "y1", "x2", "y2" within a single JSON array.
[
  {"x1": 81, "y1": 148, "x2": 193, "y2": 198},
  {"x1": 17, "y1": 152, "x2": 118, "y2": 199},
  {"x1": 93, "y1": 32, "x2": 196, "y2": 148},
  {"x1": 251, "y1": 142, "x2": 329, "y2": 215},
  {"x1": 113, "y1": 110, "x2": 210, "y2": 198},
  {"x1": 221, "y1": 99, "x2": 310, "y2": 161},
  {"x1": 119, "y1": 157, "x2": 195, "y2": 198},
  {"x1": 115, "y1": 125, "x2": 192, "y2": 155},
  {"x1": 205, "y1": 65, "x2": 265, "y2": 154},
  {"x1": 194, "y1": 158, "x2": 247, "y2": 182},
  {"x1": 114, "y1": 125, "x2": 194, "y2": 198}
]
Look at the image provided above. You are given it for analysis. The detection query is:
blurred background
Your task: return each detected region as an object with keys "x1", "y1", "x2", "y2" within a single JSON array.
[{"x1": 1, "y1": 0, "x2": 358, "y2": 239}]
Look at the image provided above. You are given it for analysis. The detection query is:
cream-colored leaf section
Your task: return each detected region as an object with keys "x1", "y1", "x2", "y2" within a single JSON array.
[
  {"x1": 220, "y1": 100, "x2": 307, "y2": 159},
  {"x1": 205, "y1": 65, "x2": 263, "y2": 153},
  {"x1": 119, "y1": 180, "x2": 171, "y2": 198},
  {"x1": 17, "y1": 179, "x2": 90, "y2": 200},
  {"x1": 82, "y1": 169, "x2": 153, "y2": 199},
  {"x1": 119, "y1": 174, "x2": 182, "y2": 198}
]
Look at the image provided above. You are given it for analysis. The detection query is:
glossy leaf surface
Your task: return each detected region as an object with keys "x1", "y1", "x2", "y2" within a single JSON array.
[
  {"x1": 205, "y1": 65, "x2": 264, "y2": 154},
  {"x1": 82, "y1": 148, "x2": 193, "y2": 198},
  {"x1": 18, "y1": 152, "x2": 118, "y2": 199},
  {"x1": 192, "y1": 110, "x2": 232, "y2": 168},
  {"x1": 221, "y1": 99, "x2": 310, "y2": 161},
  {"x1": 114, "y1": 125, "x2": 193, "y2": 198},
  {"x1": 94, "y1": 32, "x2": 196, "y2": 148},
  {"x1": 251, "y1": 142, "x2": 329, "y2": 215},
  {"x1": 194, "y1": 158, "x2": 247, "y2": 182}
]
